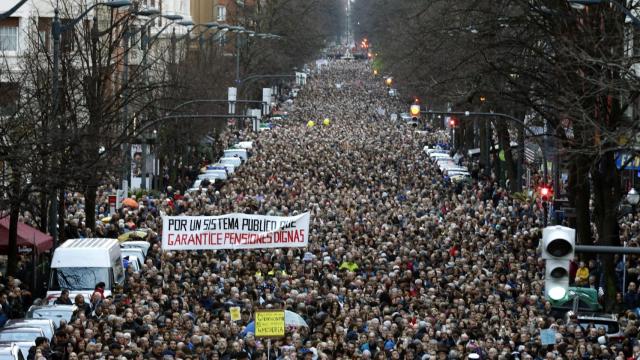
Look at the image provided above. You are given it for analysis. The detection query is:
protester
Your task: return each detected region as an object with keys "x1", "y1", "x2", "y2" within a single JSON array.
[{"x1": 6, "y1": 60, "x2": 640, "y2": 359}]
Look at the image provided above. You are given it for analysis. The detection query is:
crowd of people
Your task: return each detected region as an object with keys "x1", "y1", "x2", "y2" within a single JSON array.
[{"x1": 7, "y1": 60, "x2": 640, "y2": 360}]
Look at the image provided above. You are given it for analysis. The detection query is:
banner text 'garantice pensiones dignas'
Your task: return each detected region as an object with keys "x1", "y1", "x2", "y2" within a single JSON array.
[{"x1": 162, "y1": 212, "x2": 310, "y2": 250}]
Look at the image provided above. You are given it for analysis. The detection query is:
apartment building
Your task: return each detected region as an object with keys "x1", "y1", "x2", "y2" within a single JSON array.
[{"x1": 190, "y1": 0, "x2": 247, "y2": 25}]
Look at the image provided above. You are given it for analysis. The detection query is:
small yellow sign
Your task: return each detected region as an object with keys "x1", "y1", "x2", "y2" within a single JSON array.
[
  {"x1": 230, "y1": 306, "x2": 241, "y2": 321},
  {"x1": 255, "y1": 310, "x2": 285, "y2": 338}
]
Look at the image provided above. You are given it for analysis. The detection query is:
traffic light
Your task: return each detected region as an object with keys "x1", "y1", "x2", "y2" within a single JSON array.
[
  {"x1": 542, "y1": 225, "x2": 575, "y2": 301},
  {"x1": 538, "y1": 183, "x2": 553, "y2": 202},
  {"x1": 448, "y1": 116, "x2": 459, "y2": 128},
  {"x1": 410, "y1": 104, "x2": 421, "y2": 122}
]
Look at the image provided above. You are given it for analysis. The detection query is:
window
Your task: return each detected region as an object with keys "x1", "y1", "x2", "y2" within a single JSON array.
[
  {"x1": 216, "y1": 6, "x2": 227, "y2": 21},
  {"x1": 0, "y1": 82, "x2": 19, "y2": 116},
  {"x1": 49, "y1": 267, "x2": 111, "y2": 291},
  {"x1": 38, "y1": 18, "x2": 51, "y2": 50},
  {"x1": 0, "y1": 26, "x2": 18, "y2": 51}
]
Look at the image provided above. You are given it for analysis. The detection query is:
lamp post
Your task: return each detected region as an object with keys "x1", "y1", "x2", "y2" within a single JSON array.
[
  {"x1": 121, "y1": 6, "x2": 162, "y2": 191},
  {"x1": 226, "y1": 26, "x2": 281, "y2": 85},
  {"x1": 122, "y1": 11, "x2": 186, "y2": 191},
  {"x1": 227, "y1": 25, "x2": 246, "y2": 84},
  {"x1": 49, "y1": 0, "x2": 131, "y2": 246},
  {"x1": 138, "y1": 15, "x2": 192, "y2": 191}
]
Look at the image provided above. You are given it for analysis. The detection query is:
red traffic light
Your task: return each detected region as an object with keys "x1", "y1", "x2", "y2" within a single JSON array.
[
  {"x1": 449, "y1": 117, "x2": 459, "y2": 128},
  {"x1": 538, "y1": 184, "x2": 553, "y2": 202}
]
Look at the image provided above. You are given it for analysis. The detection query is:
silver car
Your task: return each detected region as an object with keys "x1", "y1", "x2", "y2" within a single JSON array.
[
  {"x1": 4, "y1": 319, "x2": 56, "y2": 341},
  {"x1": 0, "y1": 343, "x2": 25, "y2": 360},
  {"x1": 25, "y1": 305, "x2": 75, "y2": 329}
]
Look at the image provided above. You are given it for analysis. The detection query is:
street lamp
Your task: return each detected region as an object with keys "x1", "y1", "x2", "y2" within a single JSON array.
[
  {"x1": 135, "y1": 5, "x2": 160, "y2": 16},
  {"x1": 0, "y1": 0, "x2": 28, "y2": 20}
]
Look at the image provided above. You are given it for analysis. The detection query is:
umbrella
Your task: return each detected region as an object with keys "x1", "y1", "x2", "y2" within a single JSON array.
[
  {"x1": 122, "y1": 198, "x2": 138, "y2": 209},
  {"x1": 241, "y1": 310, "x2": 308, "y2": 336},
  {"x1": 118, "y1": 231, "x2": 148, "y2": 242}
]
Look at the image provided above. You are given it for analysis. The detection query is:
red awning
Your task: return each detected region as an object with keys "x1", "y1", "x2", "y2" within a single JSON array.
[{"x1": 0, "y1": 216, "x2": 53, "y2": 254}]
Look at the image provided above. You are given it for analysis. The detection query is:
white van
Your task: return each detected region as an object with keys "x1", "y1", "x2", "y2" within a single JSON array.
[
  {"x1": 219, "y1": 157, "x2": 242, "y2": 167},
  {"x1": 46, "y1": 238, "x2": 124, "y2": 304},
  {"x1": 223, "y1": 149, "x2": 248, "y2": 162}
]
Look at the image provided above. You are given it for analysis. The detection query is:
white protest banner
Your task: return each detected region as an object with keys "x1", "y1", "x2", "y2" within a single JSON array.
[{"x1": 162, "y1": 212, "x2": 310, "y2": 251}]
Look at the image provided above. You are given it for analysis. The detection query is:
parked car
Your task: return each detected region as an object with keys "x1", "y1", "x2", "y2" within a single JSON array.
[
  {"x1": 188, "y1": 179, "x2": 217, "y2": 193},
  {"x1": 205, "y1": 164, "x2": 231, "y2": 176},
  {"x1": 120, "y1": 248, "x2": 144, "y2": 264},
  {"x1": 0, "y1": 342, "x2": 25, "y2": 360},
  {"x1": 223, "y1": 149, "x2": 248, "y2": 162},
  {"x1": 4, "y1": 319, "x2": 55, "y2": 341},
  {"x1": 429, "y1": 152, "x2": 452, "y2": 161},
  {"x1": 123, "y1": 256, "x2": 140, "y2": 272},
  {"x1": 423, "y1": 146, "x2": 448, "y2": 156},
  {"x1": 211, "y1": 163, "x2": 236, "y2": 174},
  {"x1": 198, "y1": 170, "x2": 228, "y2": 181},
  {"x1": 25, "y1": 305, "x2": 74, "y2": 327},
  {"x1": 0, "y1": 327, "x2": 45, "y2": 357},
  {"x1": 566, "y1": 312, "x2": 624, "y2": 342},
  {"x1": 219, "y1": 157, "x2": 242, "y2": 168},
  {"x1": 120, "y1": 241, "x2": 150, "y2": 257}
]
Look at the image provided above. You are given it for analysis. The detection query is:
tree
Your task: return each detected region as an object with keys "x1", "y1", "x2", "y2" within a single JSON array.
[{"x1": 354, "y1": 0, "x2": 640, "y2": 308}]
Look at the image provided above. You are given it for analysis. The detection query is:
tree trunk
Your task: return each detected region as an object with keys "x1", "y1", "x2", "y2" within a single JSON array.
[
  {"x1": 85, "y1": 181, "x2": 98, "y2": 232},
  {"x1": 496, "y1": 120, "x2": 518, "y2": 192},
  {"x1": 568, "y1": 154, "x2": 592, "y2": 247},
  {"x1": 464, "y1": 119, "x2": 475, "y2": 151},
  {"x1": 7, "y1": 176, "x2": 21, "y2": 277},
  {"x1": 57, "y1": 189, "x2": 66, "y2": 243},
  {"x1": 480, "y1": 121, "x2": 489, "y2": 177},
  {"x1": 39, "y1": 193, "x2": 47, "y2": 233},
  {"x1": 592, "y1": 151, "x2": 622, "y2": 310}
]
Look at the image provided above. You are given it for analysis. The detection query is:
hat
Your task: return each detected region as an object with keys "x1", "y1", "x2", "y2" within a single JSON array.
[
  {"x1": 469, "y1": 354, "x2": 480, "y2": 360},
  {"x1": 384, "y1": 339, "x2": 395, "y2": 350}
]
